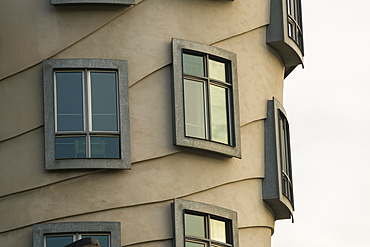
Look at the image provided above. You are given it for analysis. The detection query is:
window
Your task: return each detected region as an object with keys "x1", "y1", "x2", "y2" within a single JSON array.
[
  {"x1": 286, "y1": 0, "x2": 303, "y2": 51},
  {"x1": 51, "y1": 0, "x2": 135, "y2": 5},
  {"x1": 33, "y1": 222, "x2": 121, "y2": 247},
  {"x1": 43, "y1": 59, "x2": 131, "y2": 170},
  {"x1": 266, "y1": 0, "x2": 304, "y2": 78},
  {"x1": 263, "y1": 98, "x2": 294, "y2": 220},
  {"x1": 172, "y1": 199, "x2": 239, "y2": 247},
  {"x1": 172, "y1": 38, "x2": 241, "y2": 158}
]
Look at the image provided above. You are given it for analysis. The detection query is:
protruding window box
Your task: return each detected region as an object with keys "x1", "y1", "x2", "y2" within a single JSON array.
[
  {"x1": 267, "y1": 0, "x2": 304, "y2": 77},
  {"x1": 171, "y1": 38, "x2": 241, "y2": 158},
  {"x1": 51, "y1": 0, "x2": 135, "y2": 5},
  {"x1": 263, "y1": 98, "x2": 294, "y2": 220}
]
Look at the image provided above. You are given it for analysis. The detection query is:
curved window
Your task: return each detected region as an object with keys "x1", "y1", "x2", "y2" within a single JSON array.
[{"x1": 286, "y1": 0, "x2": 303, "y2": 52}]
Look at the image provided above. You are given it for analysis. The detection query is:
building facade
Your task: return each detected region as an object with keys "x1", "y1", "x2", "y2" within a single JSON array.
[{"x1": 0, "y1": 0, "x2": 303, "y2": 246}]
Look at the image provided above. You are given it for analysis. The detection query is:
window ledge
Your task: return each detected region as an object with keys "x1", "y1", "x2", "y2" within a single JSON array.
[{"x1": 51, "y1": 0, "x2": 135, "y2": 5}]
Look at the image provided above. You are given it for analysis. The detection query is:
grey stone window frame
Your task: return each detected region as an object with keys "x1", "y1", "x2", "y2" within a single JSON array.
[
  {"x1": 172, "y1": 199, "x2": 239, "y2": 247},
  {"x1": 263, "y1": 98, "x2": 294, "y2": 220},
  {"x1": 266, "y1": 0, "x2": 304, "y2": 78},
  {"x1": 33, "y1": 222, "x2": 121, "y2": 247},
  {"x1": 171, "y1": 38, "x2": 241, "y2": 158},
  {"x1": 51, "y1": 0, "x2": 135, "y2": 5},
  {"x1": 43, "y1": 59, "x2": 131, "y2": 170}
]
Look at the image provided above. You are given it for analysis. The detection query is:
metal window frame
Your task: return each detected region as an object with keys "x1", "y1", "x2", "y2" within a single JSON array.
[
  {"x1": 172, "y1": 38, "x2": 241, "y2": 158},
  {"x1": 33, "y1": 222, "x2": 120, "y2": 247},
  {"x1": 43, "y1": 59, "x2": 131, "y2": 170},
  {"x1": 172, "y1": 199, "x2": 239, "y2": 247},
  {"x1": 182, "y1": 51, "x2": 233, "y2": 145},
  {"x1": 263, "y1": 98, "x2": 294, "y2": 220}
]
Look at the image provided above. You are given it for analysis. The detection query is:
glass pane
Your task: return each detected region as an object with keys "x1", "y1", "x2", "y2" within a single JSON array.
[
  {"x1": 46, "y1": 236, "x2": 74, "y2": 247},
  {"x1": 210, "y1": 85, "x2": 228, "y2": 144},
  {"x1": 209, "y1": 59, "x2": 226, "y2": 82},
  {"x1": 185, "y1": 213, "x2": 205, "y2": 238},
  {"x1": 184, "y1": 79, "x2": 206, "y2": 139},
  {"x1": 56, "y1": 136, "x2": 86, "y2": 159},
  {"x1": 90, "y1": 136, "x2": 120, "y2": 158},
  {"x1": 82, "y1": 235, "x2": 109, "y2": 247},
  {"x1": 56, "y1": 72, "x2": 84, "y2": 132},
  {"x1": 185, "y1": 242, "x2": 205, "y2": 247},
  {"x1": 91, "y1": 72, "x2": 118, "y2": 131},
  {"x1": 183, "y1": 53, "x2": 204, "y2": 77},
  {"x1": 210, "y1": 218, "x2": 227, "y2": 243}
]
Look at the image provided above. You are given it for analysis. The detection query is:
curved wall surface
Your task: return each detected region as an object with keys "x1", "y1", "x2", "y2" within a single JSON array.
[{"x1": 0, "y1": 0, "x2": 290, "y2": 246}]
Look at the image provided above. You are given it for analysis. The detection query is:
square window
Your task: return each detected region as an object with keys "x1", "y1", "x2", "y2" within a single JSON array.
[
  {"x1": 172, "y1": 39, "x2": 241, "y2": 158},
  {"x1": 263, "y1": 98, "x2": 294, "y2": 220},
  {"x1": 43, "y1": 59, "x2": 131, "y2": 170},
  {"x1": 33, "y1": 222, "x2": 121, "y2": 247},
  {"x1": 172, "y1": 199, "x2": 239, "y2": 247}
]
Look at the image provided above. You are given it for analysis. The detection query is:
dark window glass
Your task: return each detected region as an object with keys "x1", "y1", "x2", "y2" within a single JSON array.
[
  {"x1": 209, "y1": 85, "x2": 228, "y2": 144},
  {"x1": 90, "y1": 136, "x2": 120, "y2": 158},
  {"x1": 46, "y1": 236, "x2": 74, "y2": 247},
  {"x1": 184, "y1": 79, "x2": 206, "y2": 139},
  {"x1": 185, "y1": 214, "x2": 206, "y2": 238},
  {"x1": 56, "y1": 72, "x2": 83, "y2": 132},
  {"x1": 91, "y1": 72, "x2": 118, "y2": 131},
  {"x1": 55, "y1": 136, "x2": 86, "y2": 159},
  {"x1": 183, "y1": 53, "x2": 204, "y2": 77},
  {"x1": 82, "y1": 235, "x2": 109, "y2": 247}
]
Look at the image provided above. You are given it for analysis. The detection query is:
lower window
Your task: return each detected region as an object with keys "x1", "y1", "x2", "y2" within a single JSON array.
[
  {"x1": 33, "y1": 222, "x2": 121, "y2": 247},
  {"x1": 172, "y1": 199, "x2": 239, "y2": 247}
]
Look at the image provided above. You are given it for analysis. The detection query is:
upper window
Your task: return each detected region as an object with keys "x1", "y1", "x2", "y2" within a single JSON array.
[
  {"x1": 263, "y1": 98, "x2": 294, "y2": 220},
  {"x1": 172, "y1": 39, "x2": 241, "y2": 158},
  {"x1": 266, "y1": 0, "x2": 304, "y2": 78},
  {"x1": 33, "y1": 222, "x2": 121, "y2": 247},
  {"x1": 43, "y1": 59, "x2": 131, "y2": 170},
  {"x1": 51, "y1": 0, "x2": 135, "y2": 5},
  {"x1": 172, "y1": 199, "x2": 239, "y2": 247}
]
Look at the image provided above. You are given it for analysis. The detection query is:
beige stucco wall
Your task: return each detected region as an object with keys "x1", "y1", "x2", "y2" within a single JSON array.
[{"x1": 0, "y1": 0, "x2": 286, "y2": 246}]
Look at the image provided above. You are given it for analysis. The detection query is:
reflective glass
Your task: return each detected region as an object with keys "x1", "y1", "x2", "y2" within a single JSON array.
[
  {"x1": 56, "y1": 72, "x2": 84, "y2": 131},
  {"x1": 209, "y1": 59, "x2": 226, "y2": 82},
  {"x1": 184, "y1": 79, "x2": 206, "y2": 139},
  {"x1": 183, "y1": 53, "x2": 204, "y2": 77},
  {"x1": 90, "y1": 136, "x2": 120, "y2": 158},
  {"x1": 46, "y1": 236, "x2": 73, "y2": 247},
  {"x1": 185, "y1": 242, "x2": 205, "y2": 247},
  {"x1": 82, "y1": 235, "x2": 109, "y2": 247},
  {"x1": 210, "y1": 219, "x2": 226, "y2": 243},
  {"x1": 210, "y1": 85, "x2": 228, "y2": 144},
  {"x1": 91, "y1": 72, "x2": 118, "y2": 131},
  {"x1": 185, "y1": 214, "x2": 205, "y2": 238},
  {"x1": 56, "y1": 136, "x2": 86, "y2": 159}
]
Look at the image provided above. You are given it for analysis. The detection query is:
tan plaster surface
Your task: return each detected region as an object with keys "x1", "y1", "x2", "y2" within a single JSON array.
[
  {"x1": 0, "y1": 64, "x2": 43, "y2": 142},
  {"x1": 239, "y1": 227, "x2": 272, "y2": 247}
]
